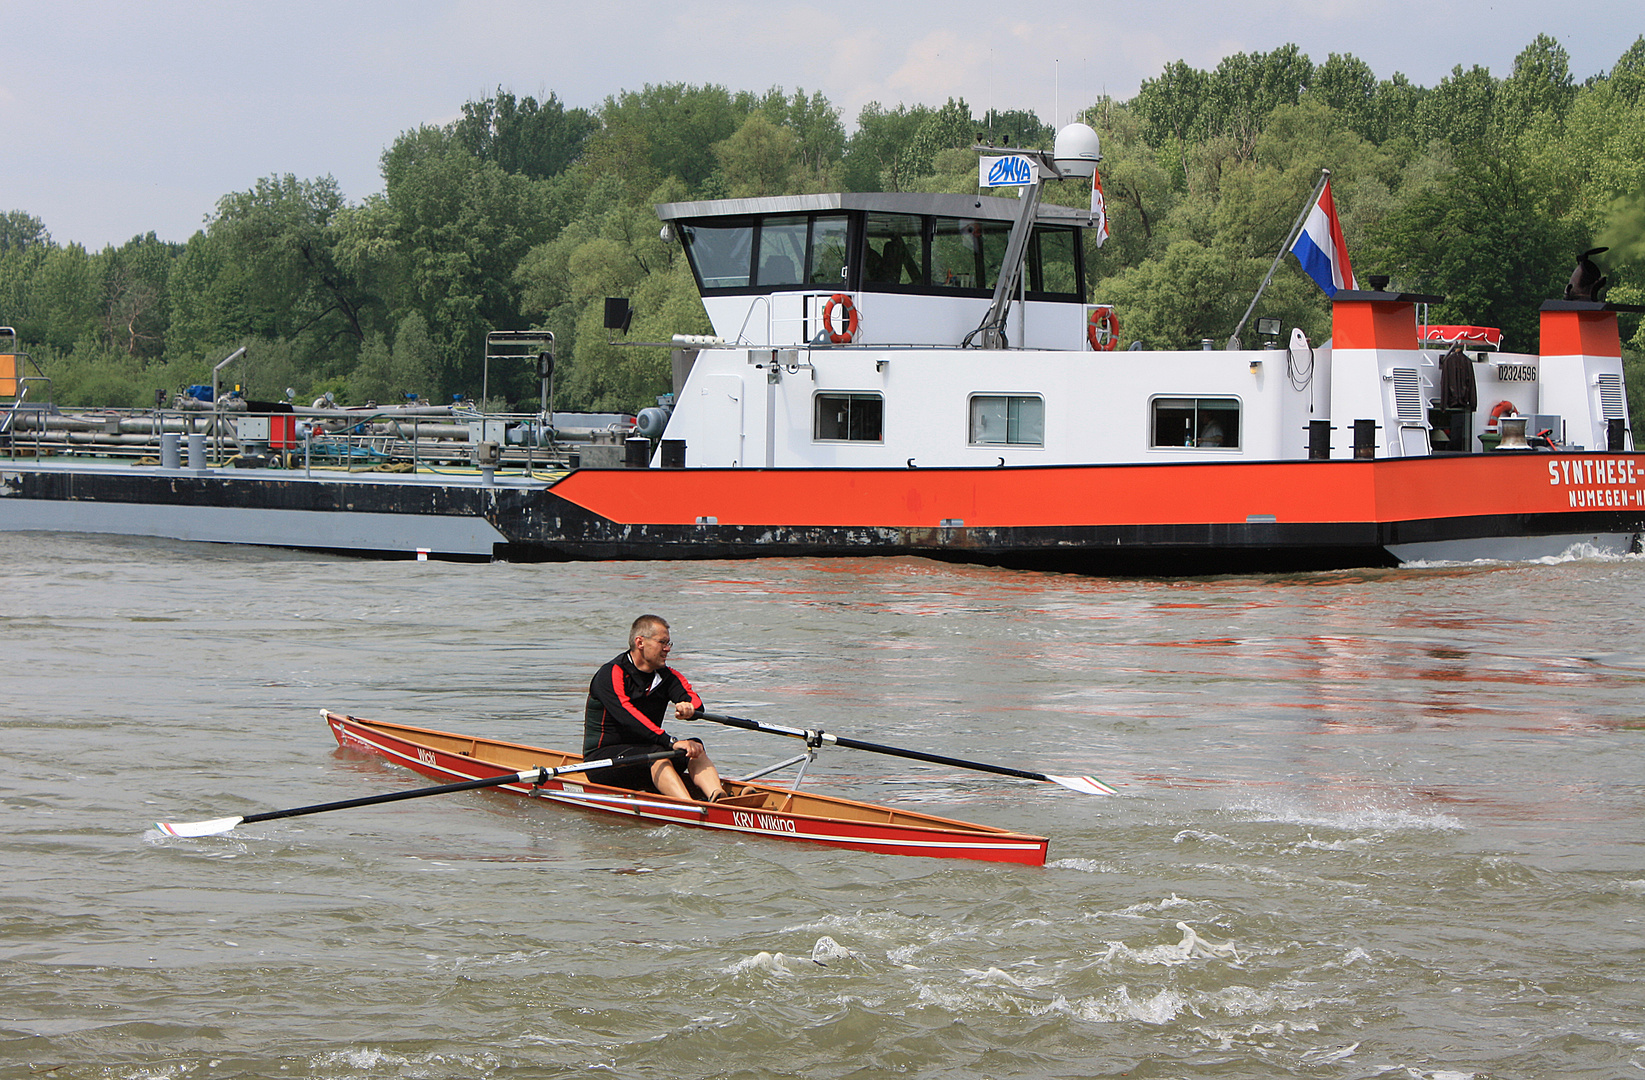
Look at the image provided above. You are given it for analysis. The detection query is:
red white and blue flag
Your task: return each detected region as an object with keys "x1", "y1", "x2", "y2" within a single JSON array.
[{"x1": 1289, "y1": 179, "x2": 1356, "y2": 296}]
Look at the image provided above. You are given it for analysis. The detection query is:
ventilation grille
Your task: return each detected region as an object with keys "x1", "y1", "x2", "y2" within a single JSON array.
[
  {"x1": 1598, "y1": 372, "x2": 1625, "y2": 420},
  {"x1": 1391, "y1": 368, "x2": 1424, "y2": 422}
]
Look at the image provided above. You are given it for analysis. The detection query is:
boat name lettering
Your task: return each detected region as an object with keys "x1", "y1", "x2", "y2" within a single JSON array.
[
  {"x1": 417, "y1": 748, "x2": 437, "y2": 765},
  {"x1": 732, "y1": 810, "x2": 797, "y2": 833},
  {"x1": 1547, "y1": 457, "x2": 1645, "y2": 507},
  {"x1": 1496, "y1": 364, "x2": 1538, "y2": 382}
]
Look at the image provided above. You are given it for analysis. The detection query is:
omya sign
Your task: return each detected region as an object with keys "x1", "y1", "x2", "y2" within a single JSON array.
[{"x1": 979, "y1": 155, "x2": 1036, "y2": 188}]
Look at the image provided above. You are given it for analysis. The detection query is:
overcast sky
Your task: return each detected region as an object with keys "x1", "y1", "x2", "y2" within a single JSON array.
[{"x1": 4, "y1": 1, "x2": 1642, "y2": 250}]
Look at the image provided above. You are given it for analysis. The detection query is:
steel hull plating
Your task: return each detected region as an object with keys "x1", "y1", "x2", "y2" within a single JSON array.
[
  {"x1": 324, "y1": 712, "x2": 1051, "y2": 864},
  {"x1": 4, "y1": 452, "x2": 1643, "y2": 571}
]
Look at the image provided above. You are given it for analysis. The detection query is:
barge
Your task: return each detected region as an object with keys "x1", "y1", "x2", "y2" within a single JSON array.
[{"x1": 3, "y1": 126, "x2": 1641, "y2": 573}]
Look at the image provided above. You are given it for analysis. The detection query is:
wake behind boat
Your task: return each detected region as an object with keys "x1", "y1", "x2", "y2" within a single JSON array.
[{"x1": 320, "y1": 711, "x2": 1052, "y2": 864}]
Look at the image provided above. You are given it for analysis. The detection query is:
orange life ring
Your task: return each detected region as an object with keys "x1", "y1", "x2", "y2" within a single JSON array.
[
  {"x1": 1087, "y1": 306, "x2": 1118, "y2": 351},
  {"x1": 822, "y1": 293, "x2": 859, "y2": 343},
  {"x1": 1488, "y1": 400, "x2": 1517, "y2": 427}
]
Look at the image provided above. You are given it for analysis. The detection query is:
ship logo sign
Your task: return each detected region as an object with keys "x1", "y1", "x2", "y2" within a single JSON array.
[{"x1": 983, "y1": 155, "x2": 1035, "y2": 187}]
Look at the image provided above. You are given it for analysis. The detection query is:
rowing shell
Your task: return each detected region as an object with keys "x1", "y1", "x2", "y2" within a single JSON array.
[{"x1": 324, "y1": 711, "x2": 1050, "y2": 865}]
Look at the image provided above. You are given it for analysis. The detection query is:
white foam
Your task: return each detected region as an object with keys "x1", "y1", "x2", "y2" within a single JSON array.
[
  {"x1": 1227, "y1": 796, "x2": 1465, "y2": 834},
  {"x1": 965, "y1": 966, "x2": 1027, "y2": 987},
  {"x1": 1115, "y1": 893, "x2": 1199, "y2": 915},
  {"x1": 1093, "y1": 922, "x2": 1243, "y2": 967},
  {"x1": 810, "y1": 935, "x2": 860, "y2": 966},
  {"x1": 728, "y1": 950, "x2": 798, "y2": 975},
  {"x1": 1045, "y1": 986, "x2": 1187, "y2": 1025},
  {"x1": 1403, "y1": 543, "x2": 1642, "y2": 569},
  {"x1": 1049, "y1": 857, "x2": 1119, "y2": 873},
  {"x1": 1173, "y1": 828, "x2": 1236, "y2": 846}
]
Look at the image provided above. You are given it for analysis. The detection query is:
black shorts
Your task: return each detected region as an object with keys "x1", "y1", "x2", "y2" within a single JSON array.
[{"x1": 583, "y1": 739, "x2": 702, "y2": 793}]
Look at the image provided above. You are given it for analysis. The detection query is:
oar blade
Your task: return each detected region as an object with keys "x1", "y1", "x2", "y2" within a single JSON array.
[
  {"x1": 155, "y1": 815, "x2": 244, "y2": 838},
  {"x1": 1045, "y1": 774, "x2": 1120, "y2": 796}
]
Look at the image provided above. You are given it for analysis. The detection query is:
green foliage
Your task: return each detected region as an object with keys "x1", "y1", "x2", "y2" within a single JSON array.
[
  {"x1": 713, "y1": 114, "x2": 801, "y2": 197},
  {"x1": 981, "y1": 109, "x2": 1051, "y2": 148},
  {"x1": 206, "y1": 175, "x2": 368, "y2": 349},
  {"x1": 0, "y1": 210, "x2": 50, "y2": 252},
  {"x1": 843, "y1": 99, "x2": 978, "y2": 192},
  {"x1": 452, "y1": 89, "x2": 598, "y2": 180},
  {"x1": 6, "y1": 42, "x2": 1645, "y2": 417},
  {"x1": 1364, "y1": 151, "x2": 1582, "y2": 350}
]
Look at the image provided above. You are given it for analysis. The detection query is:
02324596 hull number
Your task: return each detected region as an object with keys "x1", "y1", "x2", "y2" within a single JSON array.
[{"x1": 732, "y1": 809, "x2": 797, "y2": 833}]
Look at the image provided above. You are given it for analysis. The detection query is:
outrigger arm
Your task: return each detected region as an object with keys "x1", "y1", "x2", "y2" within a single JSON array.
[{"x1": 973, "y1": 178, "x2": 1046, "y2": 349}]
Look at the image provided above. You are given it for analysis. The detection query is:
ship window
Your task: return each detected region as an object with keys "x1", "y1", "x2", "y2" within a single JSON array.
[
  {"x1": 814, "y1": 392, "x2": 883, "y2": 442},
  {"x1": 683, "y1": 222, "x2": 753, "y2": 288},
  {"x1": 864, "y1": 213, "x2": 925, "y2": 286},
  {"x1": 1152, "y1": 397, "x2": 1240, "y2": 448},
  {"x1": 810, "y1": 216, "x2": 850, "y2": 286},
  {"x1": 932, "y1": 218, "x2": 1011, "y2": 290},
  {"x1": 755, "y1": 217, "x2": 808, "y2": 286},
  {"x1": 969, "y1": 395, "x2": 1044, "y2": 446},
  {"x1": 1029, "y1": 228, "x2": 1079, "y2": 297}
]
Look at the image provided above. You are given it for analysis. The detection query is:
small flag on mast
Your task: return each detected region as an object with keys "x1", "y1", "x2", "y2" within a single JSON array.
[
  {"x1": 1090, "y1": 168, "x2": 1110, "y2": 248},
  {"x1": 1289, "y1": 179, "x2": 1355, "y2": 296}
]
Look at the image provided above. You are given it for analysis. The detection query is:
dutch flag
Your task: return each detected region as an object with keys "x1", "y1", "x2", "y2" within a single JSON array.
[{"x1": 1289, "y1": 179, "x2": 1356, "y2": 296}]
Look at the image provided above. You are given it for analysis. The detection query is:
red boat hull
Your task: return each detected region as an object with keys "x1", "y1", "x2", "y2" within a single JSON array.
[{"x1": 325, "y1": 712, "x2": 1050, "y2": 865}]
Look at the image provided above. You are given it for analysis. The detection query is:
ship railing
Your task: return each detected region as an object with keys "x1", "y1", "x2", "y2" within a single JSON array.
[{"x1": 0, "y1": 403, "x2": 580, "y2": 477}]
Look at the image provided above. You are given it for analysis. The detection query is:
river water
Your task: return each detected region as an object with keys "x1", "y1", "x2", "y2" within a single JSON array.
[{"x1": 3, "y1": 534, "x2": 1644, "y2": 1080}]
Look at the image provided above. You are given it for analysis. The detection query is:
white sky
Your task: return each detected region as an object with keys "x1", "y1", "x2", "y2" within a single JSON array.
[{"x1": 4, "y1": 0, "x2": 1642, "y2": 250}]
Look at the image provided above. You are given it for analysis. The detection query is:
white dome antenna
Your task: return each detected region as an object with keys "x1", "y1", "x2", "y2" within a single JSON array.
[{"x1": 1052, "y1": 123, "x2": 1101, "y2": 178}]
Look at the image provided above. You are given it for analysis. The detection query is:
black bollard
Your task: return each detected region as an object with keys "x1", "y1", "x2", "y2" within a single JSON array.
[
  {"x1": 1308, "y1": 420, "x2": 1331, "y2": 461},
  {"x1": 1353, "y1": 419, "x2": 1377, "y2": 460}
]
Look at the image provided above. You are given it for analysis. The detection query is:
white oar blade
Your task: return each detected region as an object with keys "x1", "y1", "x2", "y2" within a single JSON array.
[
  {"x1": 1046, "y1": 775, "x2": 1119, "y2": 796},
  {"x1": 155, "y1": 816, "x2": 244, "y2": 838}
]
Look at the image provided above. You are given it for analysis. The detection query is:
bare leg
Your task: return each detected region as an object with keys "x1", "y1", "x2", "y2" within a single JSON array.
[
  {"x1": 687, "y1": 754, "x2": 727, "y2": 801},
  {"x1": 649, "y1": 758, "x2": 693, "y2": 800}
]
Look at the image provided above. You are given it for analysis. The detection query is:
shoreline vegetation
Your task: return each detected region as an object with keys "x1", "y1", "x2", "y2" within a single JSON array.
[{"x1": 2, "y1": 33, "x2": 1643, "y2": 420}]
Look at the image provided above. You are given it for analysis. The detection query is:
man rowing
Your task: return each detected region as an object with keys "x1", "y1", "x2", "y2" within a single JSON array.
[{"x1": 584, "y1": 614, "x2": 731, "y2": 803}]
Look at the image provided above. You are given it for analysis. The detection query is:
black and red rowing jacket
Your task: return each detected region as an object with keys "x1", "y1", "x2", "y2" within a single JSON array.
[{"x1": 583, "y1": 650, "x2": 704, "y2": 755}]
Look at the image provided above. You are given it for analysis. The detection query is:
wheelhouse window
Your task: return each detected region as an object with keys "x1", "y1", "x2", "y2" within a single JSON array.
[
  {"x1": 755, "y1": 217, "x2": 808, "y2": 286},
  {"x1": 1152, "y1": 397, "x2": 1241, "y2": 449},
  {"x1": 809, "y1": 216, "x2": 849, "y2": 285},
  {"x1": 1028, "y1": 227, "x2": 1079, "y2": 297},
  {"x1": 814, "y1": 392, "x2": 883, "y2": 442},
  {"x1": 931, "y1": 219, "x2": 1011, "y2": 290},
  {"x1": 863, "y1": 213, "x2": 925, "y2": 286},
  {"x1": 969, "y1": 395, "x2": 1044, "y2": 447},
  {"x1": 682, "y1": 222, "x2": 753, "y2": 288},
  {"x1": 684, "y1": 214, "x2": 854, "y2": 292}
]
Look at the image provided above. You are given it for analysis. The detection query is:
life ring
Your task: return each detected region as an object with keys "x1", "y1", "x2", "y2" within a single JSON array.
[
  {"x1": 822, "y1": 293, "x2": 859, "y2": 344},
  {"x1": 1087, "y1": 306, "x2": 1118, "y2": 351},
  {"x1": 1488, "y1": 400, "x2": 1517, "y2": 428}
]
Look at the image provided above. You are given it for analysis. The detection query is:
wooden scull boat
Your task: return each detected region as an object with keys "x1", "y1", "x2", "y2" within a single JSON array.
[{"x1": 324, "y1": 710, "x2": 1051, "y2": 865}]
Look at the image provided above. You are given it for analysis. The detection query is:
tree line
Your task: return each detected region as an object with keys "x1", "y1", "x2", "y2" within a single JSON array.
[{"x1": 2, "y1": 33, "x2": 1643, "y2": 418}]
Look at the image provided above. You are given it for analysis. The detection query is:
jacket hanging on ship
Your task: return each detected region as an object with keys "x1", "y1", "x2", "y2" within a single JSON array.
[{"x1": 1439, "y1": 343, "x2": 1478, "y2": 412}]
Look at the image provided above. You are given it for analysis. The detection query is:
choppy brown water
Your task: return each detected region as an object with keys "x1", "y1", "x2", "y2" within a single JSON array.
[{"x1": 4, "y1": 534, "x2": 1645, "y2": 1079}]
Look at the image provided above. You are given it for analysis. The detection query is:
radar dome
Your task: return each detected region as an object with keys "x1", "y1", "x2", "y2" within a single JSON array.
[{"x1": 1052, "y1": 123, "x2": 1101, "y2": 178}]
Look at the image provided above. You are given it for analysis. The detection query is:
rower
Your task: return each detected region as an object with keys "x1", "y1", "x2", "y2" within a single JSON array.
[{"x1": 583, "y1": 614, "x2": 731, "y2": 802}]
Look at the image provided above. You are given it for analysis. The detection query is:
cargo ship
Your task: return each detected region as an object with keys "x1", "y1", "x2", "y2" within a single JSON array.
[{"x1": 3, "y1": 126, "x2": 1641, "y2": 573}]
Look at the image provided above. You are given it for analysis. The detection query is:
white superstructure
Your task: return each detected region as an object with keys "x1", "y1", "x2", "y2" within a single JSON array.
[{"x1": 651, "y1": 189, "x2": 1631, "y2": 470}]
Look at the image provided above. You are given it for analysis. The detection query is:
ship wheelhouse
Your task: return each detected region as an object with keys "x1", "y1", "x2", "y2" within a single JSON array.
[{"x1": 656, "y1": 193, "x2": 1091, "y2": 350}]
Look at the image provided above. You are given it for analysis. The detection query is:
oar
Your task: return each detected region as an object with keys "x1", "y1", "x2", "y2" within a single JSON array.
[
  {"x1": 696, "y1": 713, "x2": 1118, "y2": 795},
  {"x1": 154, "y1": 749, "x2": 685, "y2": 838}
]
